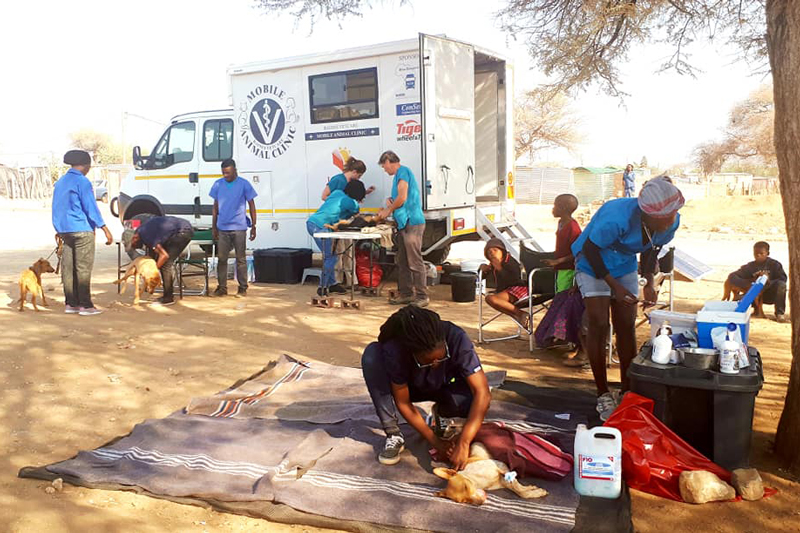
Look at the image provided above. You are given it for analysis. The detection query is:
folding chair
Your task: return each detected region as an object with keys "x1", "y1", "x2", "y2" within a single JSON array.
[
  {"x1": 477, "y1": 248, "x2": 556, "y2": 351},
  {"x1": 176, "y1": 229, "x2": 215, "y2": 298}
]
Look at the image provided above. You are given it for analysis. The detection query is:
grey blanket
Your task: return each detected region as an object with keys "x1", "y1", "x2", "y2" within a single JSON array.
[{"x1": 31, "y1": 356, "x2": 583, "y2": 532}]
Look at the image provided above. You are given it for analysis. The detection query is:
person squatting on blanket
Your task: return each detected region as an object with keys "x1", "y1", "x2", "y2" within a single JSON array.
[{"x1": 361, "y1": 306, "x2": 491, "y2": 469}]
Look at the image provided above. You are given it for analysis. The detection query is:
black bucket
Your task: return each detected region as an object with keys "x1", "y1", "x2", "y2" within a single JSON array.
[{"x1": 450, "y1": 271, "x2": 477, "y2": 302}]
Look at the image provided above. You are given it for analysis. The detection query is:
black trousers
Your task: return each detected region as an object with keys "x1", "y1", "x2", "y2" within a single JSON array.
[{"x1": 155, "y1": 230, "x2": 193, "y2": 300}]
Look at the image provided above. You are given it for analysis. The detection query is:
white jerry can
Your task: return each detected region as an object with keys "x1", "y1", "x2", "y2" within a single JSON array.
[{"x1": 573, "y1": 424, "x2": 622, "y2": 499}]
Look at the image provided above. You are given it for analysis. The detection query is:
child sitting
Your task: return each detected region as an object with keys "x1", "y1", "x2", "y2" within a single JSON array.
[
  {"x1": 481, "y1": 238, "x2": 529, "y2": 329},
  {"x1": 727, "y1": 241, "x2": 788, "y2": 322}
]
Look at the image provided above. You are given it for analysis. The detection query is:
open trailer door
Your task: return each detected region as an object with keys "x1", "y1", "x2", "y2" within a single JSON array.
[{"x1": 419, "y1": 33, "x2": 476, "y2": 210}]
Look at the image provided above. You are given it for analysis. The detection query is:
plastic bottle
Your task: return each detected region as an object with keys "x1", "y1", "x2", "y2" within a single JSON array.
[
  {"x1": 574, "y1": 424, "x2": 622, "y2": 499},
  {"x1": 651, "y1": 322, "x2": 673, "y2": 365},
  {"x1": 719, "y1": 322, "x2": 740, "y2": 374}
]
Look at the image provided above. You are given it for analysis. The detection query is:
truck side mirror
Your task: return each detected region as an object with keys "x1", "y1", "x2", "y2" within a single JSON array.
[
  {"x1": 189, "y1": 172, "x2": 199, "y2": 183},
  {"x1": 132, "y1": 146, "x2": 143, "y2": 169}
]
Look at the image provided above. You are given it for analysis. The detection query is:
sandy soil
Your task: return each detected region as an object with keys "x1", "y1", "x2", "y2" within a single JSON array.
[{"x1": 0, "y1": 195, "x2": 796, "y2": 532}]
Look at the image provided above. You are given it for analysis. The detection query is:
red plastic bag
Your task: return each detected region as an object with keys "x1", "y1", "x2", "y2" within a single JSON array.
[
  {"x1": 604, "y1": 392, "x2": 776, "y2": 502},
  {"x1": 356, "y1": 250, "x2": 382, "y2": 288}
]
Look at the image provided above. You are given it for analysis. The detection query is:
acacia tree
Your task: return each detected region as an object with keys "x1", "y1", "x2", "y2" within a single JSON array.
[
  {"x1": 515, "y1": 89, "x2": 582, "y2": 161},
  {"x1": 256, "y1": 0, "x2": 800, "y2": 473}
]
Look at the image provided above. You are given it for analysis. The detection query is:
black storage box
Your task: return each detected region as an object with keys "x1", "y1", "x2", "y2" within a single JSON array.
[
  {"x1": 629, "y1": 344, "x2": 763, "y2": 470},
  {"x1": 253, "y1": 248, "x2": 312, "y2": 284}
]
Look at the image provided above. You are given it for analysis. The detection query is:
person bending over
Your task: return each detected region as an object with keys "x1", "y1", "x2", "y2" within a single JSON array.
[
  {"x1": 361, "y1": 306, "x2": 491, "y2": 469},
  {"x1": 727, "y1": 241, "x2": 788, "y2": 322}
]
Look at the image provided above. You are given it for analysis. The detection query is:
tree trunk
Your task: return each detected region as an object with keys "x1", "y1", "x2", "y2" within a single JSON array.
[{"x1": 767, "y1": 0, "x2": 800, "y2": 473}]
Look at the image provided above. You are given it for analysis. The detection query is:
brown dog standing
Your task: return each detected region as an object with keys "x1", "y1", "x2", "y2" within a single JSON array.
[
  {"x1": 18, "y1": 258, "x2": 56, "y2": 311},
  {"x1": 114, "y1": 256, "x2": 162, "y2": 304}
]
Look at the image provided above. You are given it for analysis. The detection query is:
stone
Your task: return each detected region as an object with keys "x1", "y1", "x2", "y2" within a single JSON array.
[
  {"x1": 679, "y1": 470, "x2": 736, "y2": 504},
  {"x1": 44, "y1": 486, "x2": 56, "y2": 494},
  {"x1": 732, "y1": 468, "x2": 764, "y2": 501},
  {"x1": 52, "y1": 478, "x2": 63, "y2": 492}
]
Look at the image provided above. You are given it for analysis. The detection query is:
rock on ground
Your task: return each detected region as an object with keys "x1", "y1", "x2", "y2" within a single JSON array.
[
  {"x1": 679, "y1": 470, "x2": 736, "y2": 504},
  {"x1": 732, "y1": 468, "x2": 764, "y2": 501}
]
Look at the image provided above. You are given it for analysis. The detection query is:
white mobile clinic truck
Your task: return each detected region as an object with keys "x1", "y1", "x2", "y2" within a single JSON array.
[{"x1": 115, "y1": 34, "x2": 538, "y2": 262}]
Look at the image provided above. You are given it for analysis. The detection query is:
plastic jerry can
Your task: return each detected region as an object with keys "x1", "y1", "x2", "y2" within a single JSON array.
[{"x1": 574, "y1": 424, "x2": 622, "y2": 498}]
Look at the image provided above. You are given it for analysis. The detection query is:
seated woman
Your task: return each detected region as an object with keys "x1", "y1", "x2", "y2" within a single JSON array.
[
  {"x1": 361, "y1": 306, "x2": 491, "y2": 470},
  {"x1": 571, "y1": 176, "x2": 684, "y2": 421},
  {"x1": 306, "y1": 180, "x2": 366, "y2": 295},
  {"x1": 321, "y1": 157, "x2": 374, "y2": 200}
]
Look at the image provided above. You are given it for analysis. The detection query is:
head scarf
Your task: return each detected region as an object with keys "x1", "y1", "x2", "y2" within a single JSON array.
[
  {"x1": 63, "y1": 150, "x2": 91, "y2": 166},
  {"x1": 638, "y1": 176, "x2": 685, "y2": 218}
]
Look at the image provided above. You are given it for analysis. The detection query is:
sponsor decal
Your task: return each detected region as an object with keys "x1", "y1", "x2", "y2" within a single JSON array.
[
  {"x1": 306, "y1": 128, "x2": 380, "y2": 141},
  {"x1": 396, "y1": 119, "x2": 421, "y2": 142},
  {"x1": 396, "y1": 102, "x2": 421, "y2": 116},
  {"x1": 395, "y1": 54, "x2": 420, "y2": 98},
  {"x1": 239, "y1": 84, "x2": 298, "y2": 160}
]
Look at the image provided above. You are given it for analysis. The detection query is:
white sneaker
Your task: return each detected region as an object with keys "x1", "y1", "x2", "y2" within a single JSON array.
[
  {"x1": 64, "y1": 305, "x2": 80, "y2": 314},
  {"x1": 78, "y1": 307, "x2": 102, "y2": 316},
  {"x1": 596, "y1": 392, "x2": 617, "y2": 422}
]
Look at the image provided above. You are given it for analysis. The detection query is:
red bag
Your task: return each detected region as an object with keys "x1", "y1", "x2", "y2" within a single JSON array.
[
  {"x1": 356, "y1": 250, "x2": 382, "y2": 288},
  {"x1": 474, "y1": 422, "x2": 573, "y2": 480},
  {"x1": 604, "y1": 392, "x2": 776, "y2": 501}
]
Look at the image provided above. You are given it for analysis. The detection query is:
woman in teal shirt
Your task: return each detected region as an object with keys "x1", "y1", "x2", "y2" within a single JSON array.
[
  {"x1": 307, "y1": 180, "x2": 366, "y2": 295},
  {"x1": 321, "y1": 157, "x2": 373, "y2": 200}
]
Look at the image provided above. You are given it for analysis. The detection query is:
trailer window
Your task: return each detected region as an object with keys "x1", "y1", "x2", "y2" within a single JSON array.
[
  {"x1": 149, "y1": 121, "x2": 196, "y2": 169},
  {"x1": 203, "y1": 119, "x2": 233, "y2": 162},
  {"x1": 309, "y1": 67, "x2": 378, "y2": 124}
]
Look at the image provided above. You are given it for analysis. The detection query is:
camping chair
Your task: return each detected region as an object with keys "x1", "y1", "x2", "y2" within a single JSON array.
[
  {"x1": 477, "y1": 248, "x2": 556, "y2": 352},
  {"x1": 176, "y1": 229, "x2": 215, "y2": 298}
]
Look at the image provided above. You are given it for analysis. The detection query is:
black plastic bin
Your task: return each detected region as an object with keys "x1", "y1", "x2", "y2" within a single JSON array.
[
  {"x1": 628, "y1": 344, "x2": 763, "y2": 470},
  {"x1": 253, "y1": 248, "x2": 312, "y2": 284},
  {"x1": 450, "y1": 272, "x2": 477, "y2": 302}
]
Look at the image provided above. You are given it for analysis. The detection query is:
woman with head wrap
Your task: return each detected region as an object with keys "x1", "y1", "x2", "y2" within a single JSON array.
[{"x1": 570, "y1": 176, "x2": 685, "y2": 421}]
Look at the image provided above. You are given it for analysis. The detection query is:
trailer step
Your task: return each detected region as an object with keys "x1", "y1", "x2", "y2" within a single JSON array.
[{"x1": 475, "y1": 207, "x2": 544, "y2": 262}]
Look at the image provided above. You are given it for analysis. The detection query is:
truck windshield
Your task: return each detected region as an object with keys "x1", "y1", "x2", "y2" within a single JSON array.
[{"x1": 148, "y1": 121, "x2": 196, "y2": 169}]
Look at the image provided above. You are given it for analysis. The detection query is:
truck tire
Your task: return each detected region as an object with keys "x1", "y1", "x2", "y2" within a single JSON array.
[
  {"x1": 423, "y1": 244, "x2": 450, "y2": 265},
  {"x1": 109, "y1": 196, "x2": 119, "y2": 218}
]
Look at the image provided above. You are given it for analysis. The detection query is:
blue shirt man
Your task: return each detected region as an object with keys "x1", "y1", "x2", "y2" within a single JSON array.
[
  {"x1": 52, "y1": 168, "x2": 107, "y2": 233},
  {"x1": 209, "y1": 159, "x2": 257, "y2": 297}
]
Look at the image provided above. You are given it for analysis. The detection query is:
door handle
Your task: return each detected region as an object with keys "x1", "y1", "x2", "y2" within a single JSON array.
[
  {"x1": 189, "y1": 172, "x2": 199, "y2": 183},
  {"x1": 193, "y1": 197, "x2": 201, "y2": 218}
]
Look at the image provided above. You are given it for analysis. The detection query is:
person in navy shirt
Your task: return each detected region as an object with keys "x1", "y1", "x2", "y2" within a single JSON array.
[
  {"x1": 210, "y1": 159, "x2": 257, "y2": 297},
  {"x1": 375, "y1": 151, "x2": 428, "y2": 307},
  {"x1": 320, "y1": 156, "x2": 373, "y2": 200},
  {"x1": 306, "y1": 180, "x2": 366, "y2": 295},
  {"x1": 361, "y1": 306, "x2": 490, "y2": 469},
  {"x1": 52, "y1": 150, "x2": 113, "y2": 316},
  {"x1": 571, "y1": 176, "x2": 684, "y2": 421},
  {"x1": 127, "y1": 216, "x2": 194, "y2": 306}
]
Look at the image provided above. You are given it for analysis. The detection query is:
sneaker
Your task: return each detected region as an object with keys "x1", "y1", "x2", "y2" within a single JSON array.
[
  {"x1": 389, "y1": 294, "x2": 414, "y2": 305},
  {"x1": 150, "y1": 297, "x2": 175, "y2": 307},
  {"x1": 64, "y1": 305, "x2": 80, "y2": 314},
  {"x1": 235, "y1": 288, "x2": 247, "y2": 298},
  {"x1": 316, "y1": 287, "x2": 328, "y2": 297},
  {"x1": 78, "y1": 307, "x2": 102, "y2": 316},
  {"x1": 596, "y1": 392, "x2": 617, "y2": 422},
  {"x1": 378, "y1": 434, "x2": 405, "y2": 465},
  {"x1": 212, "y1": 287, "x2": 228, "y2": 297},
  {"x1": 412, "y1": 296, "x2": 430, "y2": 308},
  {"x1": 328, "y1": 284, "x2": 348, "y2": 294},
  {"x1": 776, "y1": 313, "x2": 789, "y2": 324}
]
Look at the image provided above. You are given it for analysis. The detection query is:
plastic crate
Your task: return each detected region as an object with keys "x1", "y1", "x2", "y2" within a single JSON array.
[{"x1": 628, "y1": 344, "x2": 763, "y2": 470}]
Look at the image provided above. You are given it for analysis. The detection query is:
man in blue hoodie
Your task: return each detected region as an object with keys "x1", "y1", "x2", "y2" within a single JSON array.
[{"x1": 52, "y1": 150, "x2": 114, "y2": 316}]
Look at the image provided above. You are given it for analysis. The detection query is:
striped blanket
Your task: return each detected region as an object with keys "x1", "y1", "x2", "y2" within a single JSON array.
[{"x1": 22, "y1": 356, "x2": 587, "y2": 532}]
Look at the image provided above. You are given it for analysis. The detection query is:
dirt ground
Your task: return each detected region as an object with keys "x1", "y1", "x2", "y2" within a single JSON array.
[{"x1": 0, "y1": 195, "x2": 797, "y2": 532}]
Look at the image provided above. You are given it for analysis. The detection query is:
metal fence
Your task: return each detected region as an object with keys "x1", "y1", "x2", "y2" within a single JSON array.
[{"x1": 0, "y1": 165, "x2": 52, "y2": 199}]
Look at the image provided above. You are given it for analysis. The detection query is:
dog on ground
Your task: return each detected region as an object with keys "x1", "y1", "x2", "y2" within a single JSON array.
[
  {"x1": 723, "y1": 272, "x2": 768, "y2": 317},
  {"x1": 18, "y1": 258, "x2": 56, "y2": 311},
  {"x1": 433, "y1": 442, "x2": 548, "y2": 505},
  {"x1": 114, "y1": 257, "x2": 161, "y2": 304}
]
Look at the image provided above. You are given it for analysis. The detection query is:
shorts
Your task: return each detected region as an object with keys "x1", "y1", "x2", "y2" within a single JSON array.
[
  {"x1": 504, "y1": 285, "x2": 529, "y2": 301},
  {"x1": 575, "y1": 270, "x2": 639, "y2": 299}
]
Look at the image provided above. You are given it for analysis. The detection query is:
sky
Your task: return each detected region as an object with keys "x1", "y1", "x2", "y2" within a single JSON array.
[{"x1": 0, "y1": 0, "x2": 770, "y2": 169}]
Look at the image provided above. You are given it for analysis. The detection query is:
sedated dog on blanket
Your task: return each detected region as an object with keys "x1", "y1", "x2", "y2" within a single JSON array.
[
  {"x1": 17, "y1": 258, "x2": 56, "y2": 311},
  {"x1": 324, "y1": 214, "x2": 379, "y2": 231},
  {"x1": 433, "y1": 442, "x2": 548, "y2": 505},
  {"x1": 114, "y1": 256, "x2": 162, "y2": 304},
  {"x1": 723, "y1": 271, "x2": 768, "y2": 317}
]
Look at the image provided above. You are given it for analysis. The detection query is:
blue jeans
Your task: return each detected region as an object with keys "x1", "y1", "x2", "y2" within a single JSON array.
[
  {"x1": 361, "y1": 342, "x2": 473, "y2": 436},
  {"x1": 306, "y1": 220, "x2": 337, "y2": 287}
]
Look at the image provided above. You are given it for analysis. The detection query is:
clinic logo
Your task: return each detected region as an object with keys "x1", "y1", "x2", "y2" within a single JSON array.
[
  {"x1": 239, "y1": 84, "x2": 298, "y2": 159},
  {"x1": 396, "y1": 119, "x2": 421, "y2": 141}
]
